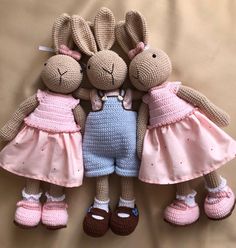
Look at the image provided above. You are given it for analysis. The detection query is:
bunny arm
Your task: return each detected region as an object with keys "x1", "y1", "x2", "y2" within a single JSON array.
[
  {"x1": 73, "y1": 87, "x2": 91, "y2": 101},
  {"x1": 131, "y1": 90, "x2": 145, "y2": 100},
  {"x1": 73, "y1": 105, "x2": 86, "y2": 134},
  {"x1": 0, "y1": 94, "x2": 39, "y2": 141},
  {"x1": 137, "y1": 102, "x2": 149, "y2": 159},
  {"x1": 177, "y1": 85, "x2": 230, "y2": 127}
]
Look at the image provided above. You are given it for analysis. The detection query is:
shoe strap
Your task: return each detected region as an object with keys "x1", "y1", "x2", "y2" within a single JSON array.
[
  {"x1": 171, "y1": 200, "x2": 189, "y2": 210},
  {"x1": 16, "y1": 200, "x2": 41, "y2": 210},
  {"x1": 44, "y1": 201, "x2": 68, "y2": 210},
  {"x1": 208, "y1": 189, "x2": 232, "y2": 199},
  {"x1": 115, "y1": 206, "x2": 139, "y2": 217},
  {"x1": 88, "y1": 207, "x2": 110, "y2": 219}
]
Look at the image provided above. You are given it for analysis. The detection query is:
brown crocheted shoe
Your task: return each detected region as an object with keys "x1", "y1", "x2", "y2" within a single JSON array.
[
  {"x1": 83, "y1": 206, "x2": 111, "y2": 237},
  {"x1": 110, "y1": 205, "x2": 139, "y2": 236}
]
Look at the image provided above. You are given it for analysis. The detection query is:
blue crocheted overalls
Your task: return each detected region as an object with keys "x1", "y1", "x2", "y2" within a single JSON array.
[{"x1": 83, "y1": 90, "x2": 139, "y2": 177}]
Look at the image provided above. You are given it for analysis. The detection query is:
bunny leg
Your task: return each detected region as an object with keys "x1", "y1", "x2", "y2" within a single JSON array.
[
  {"x1": 203, "y1": 171, "x2": 235, "y2": 220},
  {"x1": 14, "y1": 178, "x2": 42, "y2": 228},
  {"x1": 110, "y1": 177, "x2": 139, "y2": 236},
  {"x1": 25, "y1": 178, "x2": 41, "y2": 194},
  {"x1": 42, "y1": 184, "x2": 67, "y2": 229},
  {"x1": 95, "y1": 175, "x2": 109, "y2": 202},
  {"x1": 204, "y1": 171, "x2": 222, "y2": 188},
  {"x1": 164, "y1": 181, "x2": 199, "y2": 226},
  {"x1": 83, "y1": 175, "x2": 111, "y2": 237},
  {"x1": 120, "y1": 176, "x2": 135, "y2": 201},
  {"x1": 176, "y1": 181, "x2": 194, "y2": 196},
  {"x1": 48, "y1": 184, "x2": 65, "y2": 197}
]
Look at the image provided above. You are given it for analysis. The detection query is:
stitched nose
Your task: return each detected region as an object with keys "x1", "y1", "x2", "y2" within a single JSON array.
[
  {"x1": 57, "y1": 68, "x2": 67, "y2": 76},
  {"x1": 102, "y1": 63, "x2": 114, "y2": 75}
]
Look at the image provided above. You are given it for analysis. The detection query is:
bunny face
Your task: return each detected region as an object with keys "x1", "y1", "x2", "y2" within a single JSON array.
[
  {"x1": 129, "y1": 48, "x2": 172, "y2": 91},
  {"x1": 40, "y1": 13, "x2": 83, "y2": 94},
  {"x1": 116, "y1": 10, "x2": 172, "y2": 92},
  {"x1": 41, "y1": 54, "x2": 83, "y2": 94},
  {"x1": 72, "y1": 8, "x2": 127, "y2": 91},
  {"x1": 86, "y1": 50, "x2": 127, "y2": 90}
]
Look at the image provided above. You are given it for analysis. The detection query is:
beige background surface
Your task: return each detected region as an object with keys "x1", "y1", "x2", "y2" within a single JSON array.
[{"x1": 0, "y1": 0, "x2": 236, "y2": 247}]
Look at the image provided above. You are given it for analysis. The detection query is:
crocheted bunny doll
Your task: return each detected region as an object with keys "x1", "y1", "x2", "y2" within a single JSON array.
[
  {"x1": 71, "y1": 7, "x2": 141, "y2": 237},
  {"x1": 116, "y1": 10, "x2": 236, "y2": 226},
  {"x1": 0, "y1": 14, "x2": 85, "y2": 229}
]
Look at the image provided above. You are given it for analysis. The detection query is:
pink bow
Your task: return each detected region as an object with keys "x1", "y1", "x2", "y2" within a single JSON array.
[
  {"x1": 128, "y1": 42, "x2": 146, "y2": 60},
  {"x1": 59, "y1": 45, "x2": 81, "y2": 61}
]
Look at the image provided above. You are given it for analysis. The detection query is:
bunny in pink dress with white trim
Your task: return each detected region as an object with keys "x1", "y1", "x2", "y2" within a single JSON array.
[
  {"x1": 0, "y1": 14, "x2": 85, "y2": 229},
  {"x1": 116, "y1": 10, "x2": 236, "y2": 226}
]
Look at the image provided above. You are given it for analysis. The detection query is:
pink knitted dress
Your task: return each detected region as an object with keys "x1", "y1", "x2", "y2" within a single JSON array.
[
  {"x1": 139, "y1": 82, "x2": 236, "y2": 184},
  {"x1": 0, "y1": 89, "x2": 83, "y2": 187}
]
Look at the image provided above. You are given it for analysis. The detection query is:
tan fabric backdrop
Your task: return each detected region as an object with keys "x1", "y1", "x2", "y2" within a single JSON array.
[{"x1": 0, "y1": 0, "x2": 236, "y2": 247}]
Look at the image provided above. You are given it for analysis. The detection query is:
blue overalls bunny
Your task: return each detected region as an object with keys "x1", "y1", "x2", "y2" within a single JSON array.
[{"x1": 71, "y1": 8, "x2": 141, "y2": 237}]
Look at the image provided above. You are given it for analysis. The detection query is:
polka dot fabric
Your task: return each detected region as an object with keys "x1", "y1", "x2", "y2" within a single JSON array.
[{"x1": 139, "y1": 83, "x2": 236, "y2": 184}]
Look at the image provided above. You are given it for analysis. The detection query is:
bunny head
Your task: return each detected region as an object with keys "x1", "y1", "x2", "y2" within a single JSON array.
[
  {"x1": 116, "y1": 10, "x2": 172, "y2": 92},
  {"x1": 41, "y1": 14, "x2": 83, "y2": 94},
  {"x1": 71, "y1": 7, "x2": 127, "y2": 91}
]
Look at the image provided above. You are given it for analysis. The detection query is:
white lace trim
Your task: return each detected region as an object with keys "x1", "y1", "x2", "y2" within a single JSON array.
[
  {"x1": 176, "y1": 190, "x2": 197, "y2": 207},
  {"x1": 22, "y1": 188, "x2": 42, "y2": 202},
  {"x1": 45, "y1": 192, "x2": 65, "y2": 202},
  {"x1": 205, "y1": 176, "x2": 227, "y2": 193}
]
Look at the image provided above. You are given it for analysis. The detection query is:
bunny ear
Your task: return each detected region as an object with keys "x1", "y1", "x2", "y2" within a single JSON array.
[
  {"x1": 87, "y1": 21, "x2": 95, "y2": 35},
  {"x1": 52, "y1": 13, "x2": 73, "y2": 54},
  {"x1": 71, "y1": 15, "x2": 97, "y2": 56},
  {"x1": 94, "y1": 7, "x2": 115, "y2": 51},
  {"x1": 115, "y1": 21, "x2": 134, "y2": 54},
  {"x1": 125, "y1": 10, "x2": 148, "y2": 46}
]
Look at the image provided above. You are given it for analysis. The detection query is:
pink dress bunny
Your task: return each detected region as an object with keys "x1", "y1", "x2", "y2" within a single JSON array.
[
  {"x1": 140, "y1": 81, "x2": 236, "y2": 185},
  {"x1": 116, "y1": 10, "x2": 236, "y2": 226},
  {"x1": 0, "y1": 14, "x2": 85, "y2": 229}
]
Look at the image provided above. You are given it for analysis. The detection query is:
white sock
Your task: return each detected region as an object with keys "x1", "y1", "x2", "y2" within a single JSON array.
[
  {"x1": 117, "y1": 197, "x2": 135, "y2": 218},
  {"x1": 22, "y1": 188, "x2": 42, "y2": 202},
  {"x1": 205, "y1": 176, "x2": 227, "y2": 193},
  {"x1": 118, "y1": 197, "x2": 135, "y2": 208},
  {"x1": 93, "y1": 198, "x2": 109, "y2": 213},
  {"x1": 45, "y1": 192, "x2": 65, "y2": 202},
  {"x1": 176, "y1": 190, "x2": 197, "y2": 207}
]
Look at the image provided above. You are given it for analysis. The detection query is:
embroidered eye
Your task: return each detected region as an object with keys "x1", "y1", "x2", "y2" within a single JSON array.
[
  {"x1": 44, "y1": 63, "x2": 47, "y2": 66},
  {"x1": 88, "y1": 65, "x2": 91, "y2": 69},
  {"x1": 152, "y1": 54, "x2": 156, "y2": 58}
]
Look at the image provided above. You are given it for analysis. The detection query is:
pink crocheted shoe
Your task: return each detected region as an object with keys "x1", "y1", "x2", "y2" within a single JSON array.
[
  {"x1": 14, "y1": 200, "x2": 42, "y2": 228},
  {"x1": 164, "y1": 200, "x2": 200, "y2": 226},
  {"x1": 42, "y1": 201, "x2": 68, "y2": 229},
  {"x1": 204, "y1": 186, "x2": 235, "y2": 220}
]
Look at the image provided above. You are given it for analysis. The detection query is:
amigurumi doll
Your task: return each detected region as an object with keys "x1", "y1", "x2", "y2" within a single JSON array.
[
  {"x1": 72, "y1": 7, "x2": 141, "y2": 237},
  {"x1": 0, "y1": 14, "x2": 85, "y2": 229},
  {"x1": 116, "y1": 10, "x2": 236, "y2": 226}
]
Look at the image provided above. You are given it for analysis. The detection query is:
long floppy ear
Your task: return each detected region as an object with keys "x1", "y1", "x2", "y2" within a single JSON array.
[
  {"x1": 125, "y1": 10, "x2": 149, "y2": 46},
  {"x1": 94, "y1": 7, "x2": 115, "y2": 51},
  {"x1": 71, "y1": 15, "x2": 97, "y2": 56},
  {"x1": 52, "y1": 13, "x2": 73, "y2": 54},
  {"x1": 115, "y1": 21, "x2": 134, "y2": 54}
]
